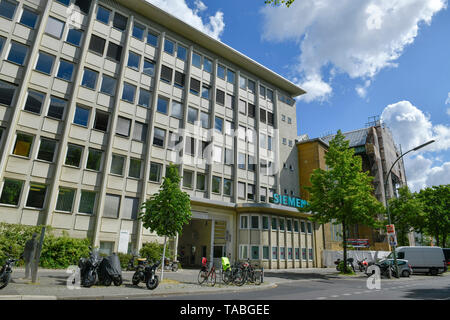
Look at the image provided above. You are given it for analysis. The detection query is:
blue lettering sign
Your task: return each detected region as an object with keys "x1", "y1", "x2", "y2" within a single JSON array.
[{"x1": 273, "y1": 193, "x2": 308, "y2": 208}]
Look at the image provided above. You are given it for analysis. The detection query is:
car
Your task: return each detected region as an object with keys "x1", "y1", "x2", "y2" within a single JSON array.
[
  {"x1": 379, "y1": 259, "x2": 413, "y2": 277},
  {"x1": 388, "y1": 246, "x2": 446, "y2": 276}
]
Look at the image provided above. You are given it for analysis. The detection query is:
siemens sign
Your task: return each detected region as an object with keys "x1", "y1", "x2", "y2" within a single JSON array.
[{"x1": 273, "y1": 194, "x2": 308, "y2": 208}]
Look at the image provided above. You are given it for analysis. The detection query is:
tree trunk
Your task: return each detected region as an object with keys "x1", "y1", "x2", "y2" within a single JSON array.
[
  {"x1": 435, "y1": 228, "x2": 440, "y2": 247},
  {"x1": 441, "y1": 232, "x2": 447, "y2": 248},
  {"x1": 161, "y1": 236, "x2": 167, "y2": 282}
]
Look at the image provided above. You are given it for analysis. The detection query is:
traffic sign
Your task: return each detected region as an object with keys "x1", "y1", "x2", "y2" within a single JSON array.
[{"x1": 386, "y1": 224, "x2": 395, "y2": 234}]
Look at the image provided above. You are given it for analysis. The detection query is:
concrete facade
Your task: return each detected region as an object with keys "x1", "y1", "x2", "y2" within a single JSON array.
[{"x1": 0, "y1": 0, "x2": 317, "y2": 268}]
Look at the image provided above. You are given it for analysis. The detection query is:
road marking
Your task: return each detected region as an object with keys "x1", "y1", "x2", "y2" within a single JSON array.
[
  {"x1": 343, "y1": 293, "x2": 351, "y2": 296},
  {"x1": 316, "y1": 297, "x2": 327, "y2": 300},
  {"x1": 330, "y1": 295, "x2": 339, "y2": 298}
]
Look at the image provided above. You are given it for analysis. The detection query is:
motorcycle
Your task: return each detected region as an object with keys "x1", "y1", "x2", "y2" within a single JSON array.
[
  {"x1": 163, "y1": 258, "x2": 179, "y2": 272},
  {"x1": 334, "y1": 257, "x2": 355, "y2": 272},
  {"x1": 98, "y1": 253, "x2": 123, "y2": 286},
  {"x1": 78, "y1": 246, "x2": 102, "y2": 287},
  {"x1": 0, "y1": 247, "x2": 18, "y2": 290},
  {"x1": 132, "y1": 259, "x2": 161, "y2": 290},
  {"x1": 126, "y1": 255, "x2": 137, "y2": 271},
  {"x1": 357, "y1": 258, "x2": 372, "y2": 272}
]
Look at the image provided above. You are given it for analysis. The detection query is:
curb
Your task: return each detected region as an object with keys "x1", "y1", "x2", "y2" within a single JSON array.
[{"x1": 0, "y1": 295, "x2": 57, "y2": 300}]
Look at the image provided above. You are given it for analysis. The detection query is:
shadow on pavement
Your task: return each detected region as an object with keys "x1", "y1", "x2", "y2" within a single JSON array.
[
  {"x1": 403, "y1": 285, "x2": 450, "y2": 300},
  {"x1": 263, "y1": 272, "x2": 341, "y2": 281}
]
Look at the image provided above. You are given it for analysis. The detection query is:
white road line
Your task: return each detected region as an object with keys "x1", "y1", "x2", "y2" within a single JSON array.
[
  {"x1": 343, "y1": 293, "x2": 352, "y2": 296},
  {"x1": 316, "y1": 297, "x2": 327, "y2": 300},
  {"x1": 330, "y1": 295, "x2": 339, "y2": 298}
]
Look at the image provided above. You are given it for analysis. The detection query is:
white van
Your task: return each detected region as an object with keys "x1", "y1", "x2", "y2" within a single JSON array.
[{"x1": 389, "y1": 246, "x2": 446, "y2": 276}]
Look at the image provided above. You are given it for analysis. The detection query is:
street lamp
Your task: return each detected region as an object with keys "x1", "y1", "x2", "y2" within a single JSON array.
[{"x1": 384, "y1": 139, "x2": 435, "y2": 278}]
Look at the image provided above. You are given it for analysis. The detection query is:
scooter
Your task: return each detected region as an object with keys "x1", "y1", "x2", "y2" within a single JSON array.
[
  {"x1": 132, "y1": 259, "x2": 161, "y2": 290},
  {"x1": 98, "y1": 253, "x2": 123, "y2": 286},
  {"x1": 0, "y1": 247, "x2": 18, "y2": 290},
  {"x1": 78, "y1": 246, "x2": 102, "y2": 287}
]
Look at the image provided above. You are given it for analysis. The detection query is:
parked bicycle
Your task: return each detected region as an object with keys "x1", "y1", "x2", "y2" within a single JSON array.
[
  {"x1": 221, "y1": 258, "x2": 245, "y2": 286},
  {"x1": 241, "y1": 258, "x2": 262, "y2": 285},
  {"x1": 198, "y1": 257, "x2": 216, "y2": 286}
]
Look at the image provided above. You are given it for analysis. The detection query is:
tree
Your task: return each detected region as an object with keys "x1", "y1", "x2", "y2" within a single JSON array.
[
  {"x1": 139, "y1": 164, "x2": 192, "y2": 280},
  {"x1": 417, "y1": 185, "x2": 450, "y2": 248},
  {"x1": 299, "y1": 130, "x2": 385, "y2": 273},
  {"x1": 387, "y1": 186, "x2": 425, "y2": 246},
  {"x1": 265, "y1": 0, "x2": 295, "y2": 7}
]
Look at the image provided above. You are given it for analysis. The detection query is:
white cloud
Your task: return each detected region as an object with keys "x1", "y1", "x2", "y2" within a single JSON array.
[
  {"x1": 260, "y1": 0, "x2": 447, "y2": 102},
  {"x1": 380, "y1": 100, "x2": 450, "y2": 191},
  {"x1": 296, "y1": 74, "x2": 332, "y2": 103},
  {"x1": 146, "y1": 0, "x2": 225, "y2": 40}
]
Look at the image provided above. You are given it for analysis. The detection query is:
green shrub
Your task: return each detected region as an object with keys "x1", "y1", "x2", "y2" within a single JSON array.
[
  {"x1": 117, "y1": 252, "x2": 133, "y2": 269},
  {"x1": 139, "y1": 241, "x2": 172, "y2": 263}
]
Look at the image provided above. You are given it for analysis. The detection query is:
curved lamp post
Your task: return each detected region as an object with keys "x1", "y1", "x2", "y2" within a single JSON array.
[{"x1": 384, "y1": 139, "x2": 435, "y2": 278}]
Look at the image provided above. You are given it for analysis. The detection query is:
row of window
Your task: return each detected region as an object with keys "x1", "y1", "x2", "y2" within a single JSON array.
[
  {"x1": 240, "y1": 215, "x2": 313, "y2": 233},
  {"x1": 239, "y1": 245, "x2": 314, "y2": 261}
]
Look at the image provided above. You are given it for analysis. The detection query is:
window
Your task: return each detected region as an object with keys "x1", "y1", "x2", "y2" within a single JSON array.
[
  {"x1": 247, "y1": 184, "x2": 255, "y2": 200},
  {"x1": 89, "y1": 34, "x2": 106, "y2": 55},
  {"x1": 238, "y1": 153, "x2": 245, "y2": 170},
  {"x1": 168, "y1": 132, "x2": 182, "y2": 151},
  {"x1": 174, "y1": 71, "x2": 185, "y2": 88},
  {"x1": 213, "y1": 145, "x2": 222, "y2": 163},
  {"x1": 81, "y1": 68, "x2": 98, "y2": 89},
  {"x1": 127, "y1": 51, "x2": 140, "y2": 70},
  {"x1": 288, "y1": 117, "x2": 292, "y2": 124},
  {"x1": 217, "y1": 65, "x2": 225, "y2": 79},
  {"x1": 93, "y1": 111, "x2": 109, "y2": 132},
  {"x1": 164, "y1": 38, "x2": 174, "y2": 54},
  {"x1": 267, "y1": 89, "x2": 274, "y2": 102},
  {"x1": 272, "y1": 247, "x2": 278, "y2": 260},
  {"x1": 13, "y1": 133, "x2": 33, "y2": 157},
  {"x1": 122, "y1": 197, "x2": 139, "y2": 220},
  {"x1": 287, "y1": 219, "x2": 292, "y2": 232},
  {"x1": 212, "y1": 176, "x2": 221, "y2": 194},
  {"x1": 224, "y1": 148, "x2": 232, "y2": 165},
  {"x1": 225, "y1": 121, "x2": 234, "y2": 136},
  {"x1": 192, "y1": 52, "x2": 201, "y2": 68},
  {"x1": 0, "y1": 36, "x2": 5, "y2": 54},
  {"x1": 35, "y1": 51, "x2": 55, "y2": 74},
  {"x1": 100, "y1": 75, "x2": 116, "y2": 95},
  {"x1": 74, "y1": 0, "x2": 91, "y2": 15},
  {"x1": 238, "y1": 99, "x2": 246, "y2": 115},
  {"x1": 271, "y1": 217, "x2": 277, "y2": 230},
  {"x1": 104, "y1": 194, "x2": 120, "y2": 218},
  {"x1": 0, "y1": 80, "x2": 17, "y2": 106},
  {"x1": 260, "y1": 187, "x2": 267, "y2": 202},
  {"x1": 0, "y1": 0, "x2": 17, "y2": 19},
  {"x1": 97, "y1": 6, "x2": 111, "y2": 24},
  {"x1": 182, "y1": 170, "x2": 193, "y2": 188},
  {"x1": 66, "y1": 28, "x2": 83, "y2": 46},
  {"x1": 73, "y1": 105, "x2": 90, "y2": 127},
  {"x1": 7, "y1": 41, "x2": 28, "y2": 65},
  {"x1": 251, "y1": 246, "x2": 259, "y2": 260},
  {"x1": 203, "y1": 58, "x2": 212, "y2": 73},
  {"x1": 301, "y1": 221, "x2": 306, "y2": 233},
  {"x1": 26, "y1": 183, "x2": 47, "y2": 208},
  {"x1": 260, "y1": 133, "x2": 266, "y2": 149},
  {"x1": 187, "y1": 107, "x2": 198, "y2": 124},
  {"x1": 262, "y1": 246, "x2": 269, "y2": 260},
  {"x1": 37, "y1": 138, "x2": 57, "y2": 162},
  {"x1": 56, "y1": 60, "x2": 74, "y2": 81},
  {"x1": 24, "y1": 90, "x2": 45, "y2": 114},
  {"x1": 260, "y1": 109, "x2": 267, "y2": 124},
  {"x1": 133, "y1": 121, "x2": 147, "y2": 142},
  {"x1": 47, "y1": 96, "x2": 66, "y2": 120},
  {"x1": 295, "y1": 248, "x2": 300, "y2": 260},
  {"x1": 86, "y1": 148, "x2": 102, "y2": 171},
  {"x1": 153, "y1": 127, "x2": 165, "y2": 147},
  {"x1": 280, "y1": 247, "x2": 286, "y2": 260},
  {"x1": 260, "y1": 85, "x2": 266, "y2": 98},
  {"x1": 262, "y1": 216, "x2": 269, "y2": 230},
  {"x1": 0, "y1": 179, "x2": 23, "y2": 206},
  {"x1": 227, "y1": 69, "x2": 235, "y2": 84},
  {"x1": 268, "y1": 136, "x2": 273, "y2": 151},
  {"x1": 149, "y1": 162, "x2": 162, "y2": 182},
  {"x1": 177, "y1": 45, "x2": 187, "y2": 61},
  {"x1": 132, "y1": 22, "x2": 145, "y2": 40},
  {"x1": 160, "y1": 65, "x2": 172, "y2": 83},
  {"x1": 268, "y1": 112, "x2": 274, "y2": 126},
  {"x1": 45, "y1": 16, "x2": 65, "y2": 39},
  {"x1": 279, "y1": 218, "x2": 285, "y2": 231},
  {"x1": 110, "y1": 154, "x2": 125, "y2": 175},
  {"x1": 216, "y1": 89, "x2": 224, "y2": 105},
  {"x1": 248, "y1": 80, "x2": 255, "y2": 93},
  {"x1": 121, "y1": 82, "x2": 136, "y2": 103},
  {"x1": 309, "y1": 248, "x2": 314, "y2": 261},
  {"x1": 282, "y1": 138, "x2": 287, "y2": 145},
  {"x1": 55, "y1": 188, "x2": 75, "y2": 212},
  {"x1": 113, "y1": 12, "x2": 127, "y2": 31},
  {"x1": 20, "y1": 8, "x2": 38, "y2": 29},
  {"x1": 214, "y1": 117, "x2": 223, "y2": 133},
  {"x1": 307, "y1": 222, "x2": 312, "y2": 234},
  {"x1": 294, "y1": 220, "x2": 299, "y2": 232},
  {"x1": 79, "y1": 191, "x2": 96, "y2": 214},
  {"x1": 248, "y1": 103, "x2": 255, "y2": 118},
  {"x1": 143, "y1": 59, "x2": 155, "y2": 76},
  {"x1": 196, "y1": 173, "x2": 206, "y2": 191},
  {"x1": 106, "y1": 42, "x2": 122, "y2": 62},
  {"x1": 157, "y1": 96, "x2": 168, "y2": 114},
  {"x1": 128, "y1": 158, "x2": 141, "y2": 178},
  {"x1": 240, "y1": 245, "x2": 248, "y2": 260},
  {"x1": 238, "y1": 126, "x2": 246, "y2": 141},
  {"x1": 198, "y1": 140, "x2": 209, "y2": 158},
  {"x1": 147, "y1": 32, "x2": 158, "y2": 47},
  {"x1": 116, "y1": 117, "x2": 131, "y2": 137},
  {"x1": 302, "y1": 248, "x2": 307, "y2": 260},
  {"x1": 238, "y1": 182, "x2": 246, "y2": 199},
  {"x1": 223, "y1": 178, "x2": 232, "y2": 196},
  {"x1": 138, "y1": 89, "x2": 151, "y2": 108},
  {"x1": 288, "y1": 248, "x2": 293, "y2": 260},
  {"x1": 240, "y1": 215, "x2": 248, "y2": 229},
  {"x1": 185, "y1": 137, "x2": 195, "y2": 156},
  {"x1": 200, "y1": 112, "x2": 209, "y2": 129},
  {"x1": 201, "y1": 85, "x2": 210, "y2": 99},
  {"x1": 251, "y1": 216, "x2": 259, "y2": 229},
  {"x1": 239, "y1": 76, "x2": 246, "y2": 89},
  {"x1": 190, "y1": 78, "x2": 200, "y2": 95},
  {"x1": 171, "y1": 101, "x2": 183, "y2": 119}
]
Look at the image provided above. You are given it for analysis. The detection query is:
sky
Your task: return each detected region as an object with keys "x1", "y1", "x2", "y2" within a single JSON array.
[{"x1": 147, "y1": 0, "x2": 450, "y2": 192}]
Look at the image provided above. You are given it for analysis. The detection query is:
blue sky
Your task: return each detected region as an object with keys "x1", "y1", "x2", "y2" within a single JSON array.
[{"x1": 149, "y1": 0, "x2": 450, "y2": 192}]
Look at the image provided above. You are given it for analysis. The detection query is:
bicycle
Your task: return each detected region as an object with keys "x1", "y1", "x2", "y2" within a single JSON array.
[
  {"x1": 197, "y1": 257, "x2": 216, "y2": 286},
  {"x1": 241, "y1": 258, "x2": 261, "y2": 285}
]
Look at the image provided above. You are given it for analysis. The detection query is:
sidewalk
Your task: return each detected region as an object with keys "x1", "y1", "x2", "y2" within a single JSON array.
[{"x1": 0, "y1": 267, "x2": 344, "y2": 300}]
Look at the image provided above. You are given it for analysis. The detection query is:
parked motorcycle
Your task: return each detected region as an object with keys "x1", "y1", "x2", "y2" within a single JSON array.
[
  {"x1": 163, "y1": 258, "x2": 179, "y2": 272},
  {"x1": 78, "y1": 247, "x2": 102, "y2": 287},
  {"x1": 98, "y1": 253, "x2": 123, "y2": 286},
  {"x1": 126, "y1": 255, "x2": 137, "y2": 271},
  {"x1": 357, "y1": 258, "x2": 374, "y2": 272},
  {"x1": 334, "y1": 258, "x2": 355, "y2": 272},
  {"x1": 0, "y1": 247, "x2": 18, "y2": 290},
  {"x1": 132, "y1": 259, "x2": 161, "y2": 290}
]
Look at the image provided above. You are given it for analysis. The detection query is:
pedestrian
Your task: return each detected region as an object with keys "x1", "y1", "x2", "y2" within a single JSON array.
[{"x1": 22, "y1": 233, "x2": 37, "y2": 279}]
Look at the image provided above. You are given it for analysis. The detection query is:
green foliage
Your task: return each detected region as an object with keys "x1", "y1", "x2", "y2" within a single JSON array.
[
  {"x1": 300, "y1": 131, "x2": 384, "y2": 273},
  {"x1": 117, "y1": 252, "x2": 133, "y2": 269},
  {"x1": 265, "y1": 0, "x2": 295, "y2": 7},
  {"x1": 416, "y1": 185, "x2": 450, "y2": 247},
  {"x1": 139, "y1": 164, "x2": 192, "y2": 238},
  {"x1": 139, "y1": 241, "x2": 173, "y2": 263},
  {"x1": 337, "y1": 261, "x2": 355, "y2": 274},
  {"x1": 387, "y1": 186, "x2": 424, "y2": 246}
]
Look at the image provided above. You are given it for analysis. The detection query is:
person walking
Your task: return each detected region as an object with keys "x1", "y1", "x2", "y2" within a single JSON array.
[{"x1": 22, "y1": 233, "x2": 37, "y2": 279}]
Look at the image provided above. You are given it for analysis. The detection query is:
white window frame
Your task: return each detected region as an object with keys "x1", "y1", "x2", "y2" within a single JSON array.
[{"x1": 240, "y1": 215, "x2": 248, "y2": 229}]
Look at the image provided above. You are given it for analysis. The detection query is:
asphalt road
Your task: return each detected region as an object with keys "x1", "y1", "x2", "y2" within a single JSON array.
[{"x1": 144, "y1": 273, "x2": 450, "y2": 300}]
